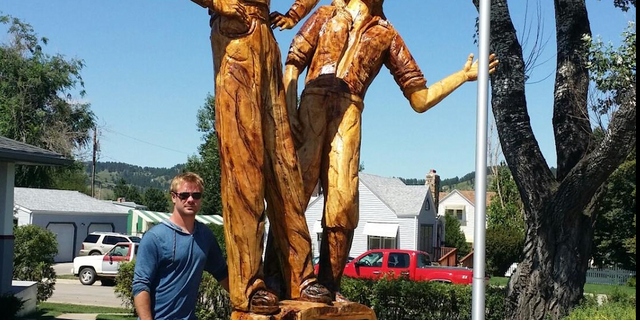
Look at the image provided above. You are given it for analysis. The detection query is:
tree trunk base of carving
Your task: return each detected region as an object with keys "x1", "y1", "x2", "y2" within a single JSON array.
[{"x1": 231, "y1": 300, "x2": 377, "y2": 320}]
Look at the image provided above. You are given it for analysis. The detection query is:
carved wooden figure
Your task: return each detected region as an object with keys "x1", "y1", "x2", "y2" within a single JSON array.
[
  {"x1": 284, "y1": 0, "x2": 498, "y2": 298},
  {"x1": 189, "y1": 0, "x2": 332, "y2": 316}
]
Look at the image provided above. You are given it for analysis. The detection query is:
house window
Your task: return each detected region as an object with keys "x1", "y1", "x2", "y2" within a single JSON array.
[
  {"x1": 368, "y1": 236, "x2": 396, "y2": 250},
  {"x1": 445, "y1": 208, "x2": 466, "y2": 226},
  {"x1": 424, "y1": 198, "x2": 431, "y2": 211},
  {"x1": 317, "y1": 233, "x2": 323, "y2": 251}
]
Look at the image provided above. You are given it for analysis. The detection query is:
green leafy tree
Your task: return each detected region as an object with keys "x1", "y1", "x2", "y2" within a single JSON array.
[
  {"x1": 592, "y1": 151, "x2": 636, "y2": 269},
  {"x1": 472, "y1": 0, "x2": 636, "y2": 318},
  {"x1": 0, "y1": 15, "x2": 95, "y2": 188},
  {"x1": 185, "y1": 94, "x2": 223, "y2": 216},
  {"x1": 486, "y1": 164, "x2": 525, "y2": 276},
  {"x1": 143, "y1": 187, "x2": 169, "y2": 212},
  {"x1": 13, "y1": 225, "x2": 57, "y2": 302},
  {"x1": 444, "y1": 213, "x2": 471, "y2": 259},
  {"x1": 113, "y1": 178, "x2": 142, "y2": 204}
]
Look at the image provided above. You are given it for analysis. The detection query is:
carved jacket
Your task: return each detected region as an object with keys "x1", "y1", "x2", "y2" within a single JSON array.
[{"x1": 287, "y1": 6, "x2": 427, "y2": 98}]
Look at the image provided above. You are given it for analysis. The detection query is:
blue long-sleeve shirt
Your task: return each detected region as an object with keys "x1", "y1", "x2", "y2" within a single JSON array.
[{"x1": 133, "y1": 220, "x2": 227, "y2": 320}]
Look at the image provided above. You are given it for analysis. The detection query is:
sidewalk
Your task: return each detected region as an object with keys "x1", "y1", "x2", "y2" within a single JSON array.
[
  {"x1": 54, "y1": 313, "x2": 130, "y2": 320},
  {"x1": 55, "y1": 314, "x2": 98, "y2": 320}
]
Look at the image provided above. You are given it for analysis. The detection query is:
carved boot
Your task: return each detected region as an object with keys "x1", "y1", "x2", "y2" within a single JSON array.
[
  {"x1": 249, "y1": 289, "x2": 280, "y2": 315},
  {"x1": 299, "y1": 279, "x2": 333, "y2": 304}
]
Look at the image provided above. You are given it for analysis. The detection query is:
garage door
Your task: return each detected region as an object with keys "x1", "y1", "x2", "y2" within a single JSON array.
[
  {"x1": 47, "y1": 223, "x2": 75, "y2": 262},
  {"x1": 88, "y1": 223, "x2": 113, "y2": 234}
]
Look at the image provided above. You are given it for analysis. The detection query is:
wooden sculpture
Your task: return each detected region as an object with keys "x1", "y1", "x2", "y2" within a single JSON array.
[
  {"x1": 284, "y1": 0, "x2": 498, "y2": 299},
  {"x1": 188, "y1": 0, "x2": 333, "y2": 316}
]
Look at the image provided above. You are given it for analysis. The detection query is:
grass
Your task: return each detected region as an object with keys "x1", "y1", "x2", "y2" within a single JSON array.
[
  {"x1": 18, "y1": 302, "x2": 134, "y2": 320},
  {"x1": 491, "y1": 277, "x2": 637, "y2": 296}
]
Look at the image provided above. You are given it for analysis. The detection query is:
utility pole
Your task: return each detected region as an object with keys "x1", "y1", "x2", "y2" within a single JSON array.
[{"x1": 91, "y1": 127, "x2": 98, "y2": 198}]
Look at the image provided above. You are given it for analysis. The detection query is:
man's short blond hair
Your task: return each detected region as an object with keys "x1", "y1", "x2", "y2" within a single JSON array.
[{"x1": 170, "y1": 172, "x2": 205, "y2": 192}]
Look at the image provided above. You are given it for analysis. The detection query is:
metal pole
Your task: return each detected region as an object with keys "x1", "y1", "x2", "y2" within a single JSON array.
[{"x1": 472, "y1": 0, "x2": 491, "y2": 319}]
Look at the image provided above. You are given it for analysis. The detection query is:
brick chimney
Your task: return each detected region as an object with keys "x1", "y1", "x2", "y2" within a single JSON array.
[{"x1": 425, "y1": 169, "x2": 440, "y2": 213}]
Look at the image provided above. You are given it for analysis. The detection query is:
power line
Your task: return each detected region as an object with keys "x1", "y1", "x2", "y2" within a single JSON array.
[{"x1": 103, "y1": 128, "x2": 191, "y2": 155}]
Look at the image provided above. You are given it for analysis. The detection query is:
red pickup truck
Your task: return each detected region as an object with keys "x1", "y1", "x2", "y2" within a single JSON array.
[{"x1": 342, "y1": 249, "x2": 485, "y2": 285}]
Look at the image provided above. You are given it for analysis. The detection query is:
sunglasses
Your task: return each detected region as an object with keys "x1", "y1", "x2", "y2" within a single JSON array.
[{"x1": 172, "y1": 192, "x2": 203, "y2": 200}]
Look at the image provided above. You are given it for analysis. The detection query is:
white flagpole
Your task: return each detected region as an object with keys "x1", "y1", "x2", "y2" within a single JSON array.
[{"x1": 472, "y1": 0, "x2": 491, "y2": 319}]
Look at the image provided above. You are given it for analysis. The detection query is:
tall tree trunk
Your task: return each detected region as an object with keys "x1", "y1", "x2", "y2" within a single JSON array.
[
  {"x1": 472, "y1": 0, "x2": 637, "y2": 319},
  {"x1": 552, "y1": 0, "x2": 592, "y2": 180}
]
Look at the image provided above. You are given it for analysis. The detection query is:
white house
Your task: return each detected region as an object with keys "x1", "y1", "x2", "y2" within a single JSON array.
[
  {"x1": 304, "y1": 173, "x2": 444, "y2": 259},
  {"x1": 14, "y1": 188, "x2": 131, "y2": 262},
  {"x1": 438, "y1": 190, "x2": 495, "y2": 244}
]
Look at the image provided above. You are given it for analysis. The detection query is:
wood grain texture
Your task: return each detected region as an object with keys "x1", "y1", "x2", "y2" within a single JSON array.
[{"x1": 232, "y1": 301, "x2": 377, "y2": 320}]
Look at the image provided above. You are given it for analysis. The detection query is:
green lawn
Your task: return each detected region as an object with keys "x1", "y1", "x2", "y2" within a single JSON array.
[
  {"x1": 490, "y1": 277, "x2": 637, "y2": 296},
  {"x1": 18, "y1": 302, "x2": 135, "y2": 320}
]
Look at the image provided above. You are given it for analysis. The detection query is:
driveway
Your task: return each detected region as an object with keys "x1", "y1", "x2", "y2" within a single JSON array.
[
  {"x1": 54, "y1": 263, "x2": 74, "y2": 275},
  {"x1": 50, "y1": 279, "x2": 125, "y2": 308}
]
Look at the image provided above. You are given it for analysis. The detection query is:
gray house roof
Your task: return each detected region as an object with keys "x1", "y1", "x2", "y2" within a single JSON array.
[
  {"x1": 359, "y1": 173, "x2": 429, "y2": 217},
  {"x1": 14, "y1": 188, "x2": 128, "y2": 214},
  {"x1": 0, "y1": 136, "x2": 72, "y2": 166}
]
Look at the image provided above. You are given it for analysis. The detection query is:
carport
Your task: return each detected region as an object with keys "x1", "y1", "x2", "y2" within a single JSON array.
[{"x1": 0, "y1": 136, "x2": 72, "y2": 296}]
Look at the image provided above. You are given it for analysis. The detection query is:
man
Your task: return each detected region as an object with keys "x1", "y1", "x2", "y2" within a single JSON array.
[
  {"x1": 284, "y1": 0, "x2": 498, "y2": 299},
  {"x1": 133, "y1": 172, "x2": 229, "y2": 320},
  {"x1": 188, "y1": 0, "x2": 332, "y2": 315}
]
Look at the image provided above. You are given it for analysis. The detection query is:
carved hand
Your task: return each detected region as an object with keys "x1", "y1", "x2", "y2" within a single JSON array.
[
  {"x1": 270, "y1": 12, "x2": 298, "y2": 30},
  {"x1": 462, "y1": 53, "x2": 499, "y2": 82},
  {"x1": 212, "y1": 0, "x2": 249, "y2": 21}
]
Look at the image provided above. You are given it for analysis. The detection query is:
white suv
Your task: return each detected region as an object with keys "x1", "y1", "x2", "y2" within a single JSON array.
[{"x1": 78, "y1": 232, "x2": 141, "y2": 256}]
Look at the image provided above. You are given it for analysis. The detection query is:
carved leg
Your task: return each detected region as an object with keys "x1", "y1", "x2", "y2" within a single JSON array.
[
  {"x1": 262, "y1": 26, "x2": 330, "y2": 304},
  {"x1": 211, "y1": 17, "x2": 277, "y2": 314},
  {"x1": 318, "y1": 100, "x2": 362, "y2": 296}
]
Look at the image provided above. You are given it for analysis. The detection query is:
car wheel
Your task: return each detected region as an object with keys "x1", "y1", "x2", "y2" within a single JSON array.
[
  {"x1": 79, "y1": 267, "x2": 97, "y2": 285},
  {"x1": 89, "y1": 251, "x2": 102, "y2": 256}
]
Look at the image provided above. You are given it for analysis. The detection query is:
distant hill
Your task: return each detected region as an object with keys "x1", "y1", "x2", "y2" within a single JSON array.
[
  {"x1": 400, "y1": 171, "x2": 478, "y2": 191},
  {"x1": 401, "y1": 166, "x2": 557, "y2": 192},
  {"x1": 83, "y1": 161, "x2": 186, "y2": 199}
]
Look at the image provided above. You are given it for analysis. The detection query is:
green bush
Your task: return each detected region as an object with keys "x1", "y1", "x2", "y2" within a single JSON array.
[
  {"x1": 196, "y1": 272, "x2": 231, "y2": 320},
  {"x1": 13, "y1": 225, "x2": 57, "y2": 302},
  {"x1": 115, "y1": 261, "x2": 136, "y2": 313},
  {"x1": 562, "y1": 301, "x2": 635, "y2": 320},
  {"x1": 627, "y1": 276, "x2": 636, "y2": 287},
  {"x1": 341, "y1": 277, "x2": 506, "y2": 320},
  {"x1": 485, "y1": 225, "x2": 524, "y2": 276},
  {"x1": 0, "y1": 294, "x2": 25, "y2": 320}
]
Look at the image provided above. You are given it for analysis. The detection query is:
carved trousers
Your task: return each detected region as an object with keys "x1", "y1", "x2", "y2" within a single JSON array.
[
  {"x1": 296, "y1": 88, "x2": 364, "y2": 231},
  {"x1": 295, "y1": 88, "x2": 364, "y2": 291},
  {"x1": 210, "y1": 16, "x2": 315, "y2": 311}
]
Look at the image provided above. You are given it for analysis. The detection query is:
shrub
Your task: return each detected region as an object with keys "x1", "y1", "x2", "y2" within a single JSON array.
[
  {"x1": 196, "y1": 272, "x2": 231, "y2": 320},
  {"x1": 13, "y1": 225, "x2": 57, "y2": 302},
  {"x1": 114, "y1": 261, "x2": 136, "y2": 313},
  {"x1": 0, "y1": 294, "x2": 25, "y2": 320},
  {"x1": 341, "y1": 277, "x2": 506, "y2": 320},
  {"x1": 627, "y1": 276, "x2": 636, "y2": 287},
  {"x1": 485, "y1": 225, "x2": 524, "y2": 276},
  {"x1": 562, "y1": 301, "x2": 635, "y2": 320}
]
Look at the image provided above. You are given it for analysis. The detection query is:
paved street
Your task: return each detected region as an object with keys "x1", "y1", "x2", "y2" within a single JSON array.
[{"x1": 50, "y1": 279, "x2": 125, "y2": 308}]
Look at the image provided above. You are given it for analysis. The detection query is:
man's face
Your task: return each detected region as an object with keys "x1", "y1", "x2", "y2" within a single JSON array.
[{"x1": 171, "y1": 181, "x2": 203, "y2": 216}]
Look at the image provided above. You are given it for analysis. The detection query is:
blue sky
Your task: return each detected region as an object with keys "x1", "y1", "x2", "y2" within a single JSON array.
[{"x1": 0, "y1": 0, "x2": 634, "y2": 180}]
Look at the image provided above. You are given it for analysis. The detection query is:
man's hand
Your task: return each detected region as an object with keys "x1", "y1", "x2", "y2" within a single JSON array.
[
  {"x1": 270, "y1": 12, "x2": 297, "y2": 30},
  {"x1": 213, "y1": 0, "x2": 249, "y2": 22},
  {"x1": 462, "y1": 53, "x2": 499, "y2": 81}
]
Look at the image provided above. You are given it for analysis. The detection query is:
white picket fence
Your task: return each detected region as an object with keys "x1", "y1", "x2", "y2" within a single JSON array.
[
  {"x1": 504, "y1": 264, "x2": 635, "y2": 286},
  {"x1": 586, "y1": 266, "x2": 636, "y2": 285}
]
